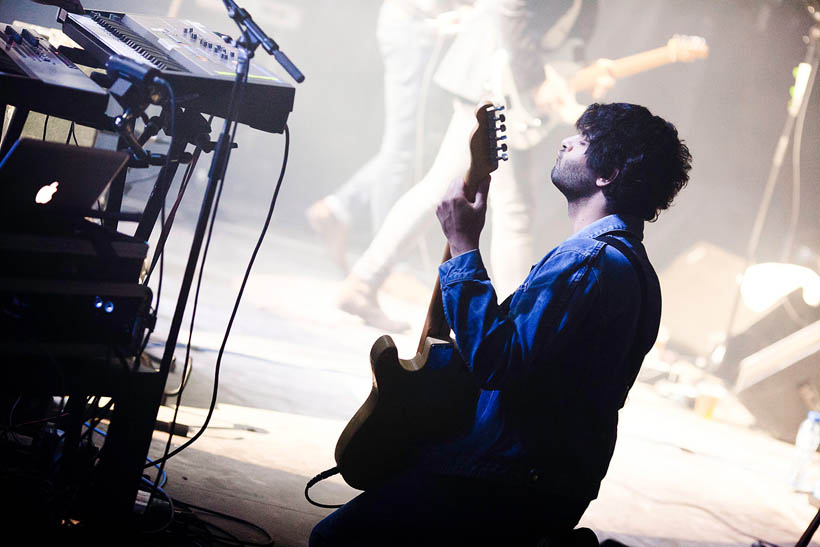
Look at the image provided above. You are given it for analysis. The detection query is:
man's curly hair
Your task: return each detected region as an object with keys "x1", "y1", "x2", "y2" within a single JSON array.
[{"x1": 576, "y1": 103, "x2": 692, "y2": 221}]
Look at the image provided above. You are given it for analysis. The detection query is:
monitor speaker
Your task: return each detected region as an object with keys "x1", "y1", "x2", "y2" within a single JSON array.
[{"x1": 735, "y1": 320, "x2": 820, "y2": 442}]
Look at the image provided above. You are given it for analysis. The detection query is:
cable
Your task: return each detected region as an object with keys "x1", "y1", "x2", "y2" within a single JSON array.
[
  {"x1": 141, "y1": 78, "x2": 179, "y2": 286},
  {"x1": 607, "y1": 479, "x2": 764, "y2": 542},
  {"x1": 145, "y1": 77, "x2": 177, "y2": 287},
  {"x1": 137, "y1": 141, "x2": 204, "y2": 365},
  {"x1": 0, "y1": 396, "x2": 71, "y2": 439},
  {"x1": 151, "y1": 161, "x2": 226, "y2": 488},
  {"x1": 65, "y1": 121, "x2": 78, "y2": 145},
  {"x1": 304, "y1": 467, "x2": 344, "y2": 509},
  {"x1": 78, "y1": 397, "x2": 113, "y2": 443},
  {"x1": 163, "y1": 352, "x2": 192, "y2": 397},
  {"x1": 165, "y1": 167, "x2": 224, "y2": 397},
  {"x1": 137, "y1": 150, "x2": 201, "y2": 361},
  {"x1": 144, "y1": 123, "x2": 291, "y2": 470},
  {"x1": 139, "y1": 476, "x2": 176, "y2": 534},
  {"x1": 147, "y1": 55, "x2": 253, "y2": 502},
  {"x1": 172, "y1": 498, "x2": 275, "y2": 546},
  {"x1": 82, "y1": 421, "x2": 167, "y2": 487},
  {"x1": 144, "y1": 146, "x2": 202, "y2": 284},
  {"x1": 158, "y1": 78, "x2": 176, "y2": 181},
  {"x1": 132, "y1": 79, "x2": 181, "y2": 368},
  {"x1": 42, "y1": 114, "x2": 49, "y2": 140},
  {"x1": 149, "y1": 107, "x2": 243, "y2": 490}
]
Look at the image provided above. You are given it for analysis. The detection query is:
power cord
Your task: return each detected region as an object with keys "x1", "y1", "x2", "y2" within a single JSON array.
[
  {"x1": 140, "y1": 496, "x2": 274, "y2": 546},
  {"x1": 139, "y1": 476, "x2": 176, "y2": 534},
  {"x1": 142, "y1": 53, "x2": 253, "y2": 520},
  {"x1": 608, "y1": 478, "x2": 763, "y2": 543},
  {"x1": 137, "y1": 140, "x2": 203, "y2": 363},
  {"x1": 144, "y1": 123, "x2": 290, "y2": 472},
  {"x1": 148, "y1": 73, "x2": 249, "y2": 493}
]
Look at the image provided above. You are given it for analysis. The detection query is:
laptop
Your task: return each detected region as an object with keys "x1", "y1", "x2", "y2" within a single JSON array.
[{"x1": 0, "y1": 138, "x2": 129, "y2": 225}]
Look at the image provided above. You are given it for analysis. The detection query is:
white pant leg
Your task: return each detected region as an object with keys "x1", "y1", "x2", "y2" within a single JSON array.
[
  {"x1": 351, "y1": 101, "x2": 475, "y2": 288},
  {"x1": 327, "y1": 2, "x2": 435, "y2": 229}
]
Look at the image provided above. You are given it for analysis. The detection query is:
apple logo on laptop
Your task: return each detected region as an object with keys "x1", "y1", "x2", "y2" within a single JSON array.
[{"x1": 35, "y1": 181, "x2": 59, "y2": 204}]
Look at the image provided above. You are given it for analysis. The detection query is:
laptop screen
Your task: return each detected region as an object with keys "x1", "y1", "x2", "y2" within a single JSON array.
[{"x1": 0, "y1": 138, "x2": 128, "y2": 220}]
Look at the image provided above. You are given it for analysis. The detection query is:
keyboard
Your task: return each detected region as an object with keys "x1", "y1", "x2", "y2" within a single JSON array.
[{"x1": 59, "y1": 9, "x2": 295, "y2": 134}]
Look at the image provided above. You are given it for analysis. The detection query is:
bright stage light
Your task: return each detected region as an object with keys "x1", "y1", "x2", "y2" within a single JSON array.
[{"x1": 741, "y1": 262, "x2": 820, "y2": 313}]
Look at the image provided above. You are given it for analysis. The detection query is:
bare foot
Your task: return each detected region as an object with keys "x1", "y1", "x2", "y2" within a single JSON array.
[
  {"x1": 306, "y1": 199, "x2": 350, "y2": 273},
  {"x1": 338, "y1": 275, "x2": 410, "y2": 333}
]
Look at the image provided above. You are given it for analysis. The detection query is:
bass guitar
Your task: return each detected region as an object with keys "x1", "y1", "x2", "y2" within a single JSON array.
[
  {"x1": 334, "y1": 103, "x2": 508, "y2": 491},
  {"x1": 499, "y1": 34, "x2": 709, "y2": 150}
]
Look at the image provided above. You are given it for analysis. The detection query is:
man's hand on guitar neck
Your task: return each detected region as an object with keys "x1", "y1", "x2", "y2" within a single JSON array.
[{"x1": 436, "y1": 176, "x2": 491, "y2": 258}]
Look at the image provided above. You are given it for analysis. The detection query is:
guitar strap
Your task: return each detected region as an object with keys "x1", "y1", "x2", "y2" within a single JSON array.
[{"x1": 594, "y1": 232, "x2": 649, "y2": 402}]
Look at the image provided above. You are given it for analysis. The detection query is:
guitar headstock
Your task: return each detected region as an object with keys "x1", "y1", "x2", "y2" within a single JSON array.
[
  {"x1": 465, "y1": 102, "x2": 508, "y2": 193},
  {"x1": 667, "y1": 34, "x2": 709, "y2": 62}
]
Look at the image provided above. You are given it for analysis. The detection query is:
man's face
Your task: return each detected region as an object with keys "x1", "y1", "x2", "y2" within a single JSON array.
[{"x1": 550, "y1": 133, "x2": 599, "y2": 200}]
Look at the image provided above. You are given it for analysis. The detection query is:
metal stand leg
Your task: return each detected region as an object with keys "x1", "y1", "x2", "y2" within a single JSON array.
[
  {"x1": 92, "y1": 369, "x2": 166, "y2": 524},
  {"x1": 134, "y1": 110, "x2": 211, "y2": 242},
  {"x1": 103, "y1": 136, "x2": 131, "y2": 232},
  {"x1": 796, "y1": 506, "x2": 820, "y2": 547},
  {"x1": 0, "y1": 107, "x2": 29, "y2": 159}
]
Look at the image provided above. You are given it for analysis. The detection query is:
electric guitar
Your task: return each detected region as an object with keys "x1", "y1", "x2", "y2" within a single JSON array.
[
  {"x1": 334, "y1": 103, "x2": 509, "y2": 491},
  {"x1": 499, "y1": 34, "x2": 709, "y2": 150}
]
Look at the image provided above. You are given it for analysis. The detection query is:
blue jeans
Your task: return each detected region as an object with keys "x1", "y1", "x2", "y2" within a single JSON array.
[{"x1": 309, "y1": 467, "x2": 589, "y2": 547}]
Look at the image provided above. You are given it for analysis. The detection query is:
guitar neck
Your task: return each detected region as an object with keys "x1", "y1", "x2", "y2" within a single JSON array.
[
  {"x1": 416, "y1": 244, "x2": 452, "y2": 353},
  {"x1": 416, "y1": 171, "x2": 484, "y2": 353},
  {"x1": 570, "y1": 45, "x2": 680, "y2": 92},
  {"x1": 415, "y1": 102, "x2": 504, "y2": 353}
]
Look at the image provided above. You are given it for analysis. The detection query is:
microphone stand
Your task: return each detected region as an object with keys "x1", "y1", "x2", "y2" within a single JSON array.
[
  {"x1": 142, "y1": 0, "x2": 303, "y2": 510},
  {"x1": 715, "y1": 22, "x2": 819, "y2": 386},
  {"x1": 221, "y1": 0, "x2": 305, "y2": 84}
]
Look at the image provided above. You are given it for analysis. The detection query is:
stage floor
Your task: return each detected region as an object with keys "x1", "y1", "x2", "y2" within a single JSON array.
[{"x1": 135, "y1": 210, "x2": 818, "y2": 547}]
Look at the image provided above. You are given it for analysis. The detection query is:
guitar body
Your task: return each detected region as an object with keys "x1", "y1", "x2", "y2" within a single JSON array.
[{"x1": 334, "y1": 335, "x2": 479, "y2": 491}]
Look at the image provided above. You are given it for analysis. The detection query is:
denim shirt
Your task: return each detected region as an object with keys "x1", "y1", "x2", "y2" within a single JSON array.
[{"x1": 428, "y1": 214, "x2": 661, "y2": 501}]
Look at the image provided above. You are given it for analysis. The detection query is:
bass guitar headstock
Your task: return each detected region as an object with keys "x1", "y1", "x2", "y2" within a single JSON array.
[{"x1": 465, "y1": 102, "x2": 508, "y2": 195}]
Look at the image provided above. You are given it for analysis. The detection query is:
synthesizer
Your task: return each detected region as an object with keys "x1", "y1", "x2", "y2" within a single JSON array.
[
  {"x1": 0, "y1": 22, "x2": 110, "y2": 129},
  {"x1": 58, "y1": 9, "x2": 295, "y2": 134}
]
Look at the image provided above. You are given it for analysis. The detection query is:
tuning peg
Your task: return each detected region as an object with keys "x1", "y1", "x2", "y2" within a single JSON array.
[
  {"x1": 497, "y1": 134, "x2": 507, "y2": 141},
  {"x1": 498, "y1": 124, "x2": 506, "y2": 132},
  {"x1": 495, "y1": 113, "x2": 506, "y2": 123},
  {"x1": 497, "y1": 152, "x2": 509, "y2": 162},
  {"x1": 494, "y1": 105, "x2": 505, "y2": 112},
  {"x1": 497, "y1": 143, "x2": 508, "y2": 152}
]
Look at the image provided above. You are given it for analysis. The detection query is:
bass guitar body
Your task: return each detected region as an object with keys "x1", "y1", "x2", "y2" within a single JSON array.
[{"x1": 334, "y1": 335, "x2": 479, "y2": 491}]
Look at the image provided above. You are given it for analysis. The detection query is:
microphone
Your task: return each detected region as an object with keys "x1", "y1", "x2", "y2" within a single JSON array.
[{"x1": 105, "y1": 55, "x2": 161, "y2": 85}]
